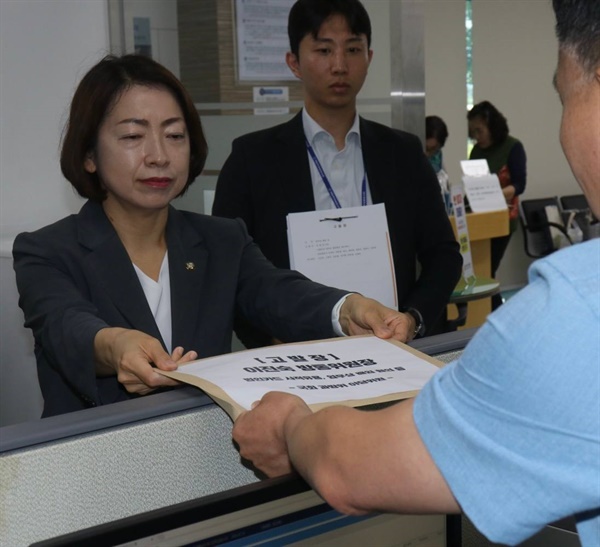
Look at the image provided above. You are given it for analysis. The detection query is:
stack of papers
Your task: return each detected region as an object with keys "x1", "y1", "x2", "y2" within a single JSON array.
[
  {"x1": 460, "y1": 159, "x2": 508, "y2": 213},
  {"x1": 286, "y1": 204, "x2": 398, "y2": 310}
]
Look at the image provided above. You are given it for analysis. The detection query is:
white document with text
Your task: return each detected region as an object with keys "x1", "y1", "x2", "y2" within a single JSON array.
[
  {"x1": 159, "y1": 336, "x2": 443, "y2": 419},
  {"x1": 460, "y1": 159, "x2": 507, "y2": 213},
  {"x1": 286, "y1": 204, "x2": 397, "y2": 309}
]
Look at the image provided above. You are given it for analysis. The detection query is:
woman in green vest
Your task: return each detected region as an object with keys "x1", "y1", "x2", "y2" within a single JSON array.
[{"x1": 468, "y1": 101, "x2": 527, "y2": 310}]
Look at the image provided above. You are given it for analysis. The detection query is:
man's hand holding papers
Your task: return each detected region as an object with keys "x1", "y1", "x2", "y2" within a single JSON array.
[
  {"x1": 234, "y1": 392, "x2": 311, "y2": 478},
  {"x1": 339, "y1": 294, "x2": 416, "y2": 342}
]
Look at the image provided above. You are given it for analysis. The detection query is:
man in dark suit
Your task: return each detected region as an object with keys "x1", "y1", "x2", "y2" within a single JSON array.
[{"x1": 213, "y1": 0, "x2": 462, "y2": 348}]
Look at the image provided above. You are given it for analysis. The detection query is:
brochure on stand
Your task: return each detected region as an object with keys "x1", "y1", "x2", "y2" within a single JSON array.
[
  {"x1": 450, "y1": 183, "x2": 475, "y2": 281},
  {"x1": 158, "y1": 336, "x2": 443, "y2": 420},
  {"x1": 286, "y1": 203, "x2": 397, "y2": 310},
  {"x1": 460, "y1": 159, "x2": 507, "y2": 213}
]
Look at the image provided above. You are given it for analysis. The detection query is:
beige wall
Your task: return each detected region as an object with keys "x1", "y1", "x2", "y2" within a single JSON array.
[{"x1": 425, "y1": 0, "x2": 576, "y2": 287}]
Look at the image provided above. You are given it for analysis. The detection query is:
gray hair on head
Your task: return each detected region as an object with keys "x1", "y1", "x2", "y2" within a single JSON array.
[{"x1": 553, "y1": 0, "x2": 600, "y2": 75}]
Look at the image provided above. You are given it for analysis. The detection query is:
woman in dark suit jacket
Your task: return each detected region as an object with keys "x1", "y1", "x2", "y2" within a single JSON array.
[{"x1": 13, "y1": 55, "x2": 410, "y2": 417}]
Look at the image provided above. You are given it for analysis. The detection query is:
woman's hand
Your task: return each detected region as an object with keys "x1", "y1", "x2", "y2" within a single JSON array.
[
  {"x1": 170, "y1": 345, "x2": 199, "y2": 365},
  {"x1": 502, "y1": 184, "x2": 516, "y2": 203},
  {"x1": 94, "y1": 327, "x2": 196, "y2": 395}
]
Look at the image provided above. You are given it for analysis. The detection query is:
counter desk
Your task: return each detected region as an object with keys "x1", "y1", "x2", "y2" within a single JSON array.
[{"x1": 0, "y1": 329, "x2": 578, "y2": 547}]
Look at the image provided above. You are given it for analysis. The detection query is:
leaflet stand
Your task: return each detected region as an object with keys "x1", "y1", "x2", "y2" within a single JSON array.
[{"x1": 447, "y1": 178, "x2": 500, "y2": 329}]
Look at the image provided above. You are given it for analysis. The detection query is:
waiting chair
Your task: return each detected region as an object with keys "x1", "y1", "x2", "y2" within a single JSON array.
[
  {"x1": 560, "y1": 193, "x2": 589, "y2": 212},
  {"x1": 560, "y1": 193, "x2": 600, "y2": 241},
  {"x1": 519, "y1": 197, "x2": 572, "y2": 258}
]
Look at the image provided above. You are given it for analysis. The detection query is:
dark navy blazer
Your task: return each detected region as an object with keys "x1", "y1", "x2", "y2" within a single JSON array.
[{"x1": 13, "y1": 201, "x2": 346, "y2": 417}]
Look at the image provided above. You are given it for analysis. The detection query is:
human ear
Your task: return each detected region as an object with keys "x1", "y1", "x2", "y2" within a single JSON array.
[
  {"x1": 286, "y1": 52, "x2": 302, "y2": 80},
  {"x1": 84, "y1": 152, "x2": 97, "y2": 174}
]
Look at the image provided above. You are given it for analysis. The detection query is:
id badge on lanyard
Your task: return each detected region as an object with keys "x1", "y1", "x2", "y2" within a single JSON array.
[{"x1": 305, "y1": 137, "x2": 367, "y2": 209}]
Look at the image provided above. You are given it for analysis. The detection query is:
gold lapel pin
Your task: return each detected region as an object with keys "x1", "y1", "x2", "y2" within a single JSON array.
[{"x1": 185, "y1": 262, "x2": 195, "y2": 271}]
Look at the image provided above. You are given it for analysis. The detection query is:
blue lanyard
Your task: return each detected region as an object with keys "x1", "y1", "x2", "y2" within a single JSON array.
[{"x1": 305, "y1": 137, "x2": 367, "y2": 209}]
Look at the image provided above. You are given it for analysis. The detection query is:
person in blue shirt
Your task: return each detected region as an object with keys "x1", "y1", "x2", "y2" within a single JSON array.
[{"x1": 232, "y1": 1, "x2": 600, "y2": 544}]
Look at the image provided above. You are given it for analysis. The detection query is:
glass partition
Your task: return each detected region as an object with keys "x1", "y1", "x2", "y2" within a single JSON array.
[{"x1": 107, "y1": 0, "x2": 425, "y2": 215}]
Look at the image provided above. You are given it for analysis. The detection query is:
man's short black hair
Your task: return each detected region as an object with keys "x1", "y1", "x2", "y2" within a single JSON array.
[
  {"x1": 553, "y1": 0, "x2": 600, "y2": 75},
  {"x1": 288, "y1": 0, "x2": 372, "y2": 57}
]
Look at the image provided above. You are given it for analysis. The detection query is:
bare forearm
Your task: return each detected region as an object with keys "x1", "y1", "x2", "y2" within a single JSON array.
[
  {"x1": 285, "y1": 405, "x2": 371, "y2": 514},
  {"x1": 234, "y1": 394, "x2": 460, "y2": 515},
  {"x1": 285, "y1": 400, "x2": 460, "y2": 516}
]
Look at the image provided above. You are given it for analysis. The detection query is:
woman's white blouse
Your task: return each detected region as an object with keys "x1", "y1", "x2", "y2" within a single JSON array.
[{"x1": 133, "y1": 252, "x2": 172, "y2": 353}]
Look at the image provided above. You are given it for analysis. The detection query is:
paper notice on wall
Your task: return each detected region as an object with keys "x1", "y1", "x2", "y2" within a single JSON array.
[
  {"x1": 253, "y1": 86, "x2": 289, "y2": 115},
  {"x1": 235, "y1": 0, "x2": 296, "y2": 81}
]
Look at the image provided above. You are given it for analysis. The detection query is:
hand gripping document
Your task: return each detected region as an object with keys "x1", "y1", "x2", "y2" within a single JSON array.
[
  {"x1": 158, "y1": 336, "x2": 443, "y2": 420},
  {"x1": 286, "y1": 203, "x2": 398, "y2": 310}
]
